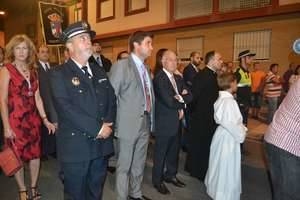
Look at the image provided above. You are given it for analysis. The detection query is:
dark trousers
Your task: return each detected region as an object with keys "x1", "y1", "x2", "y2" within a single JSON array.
[
  {"x1": 62, "y1": 157, "x2": 108, "y2": 200},
  {"x1": 265, "y1": 142, "x2": 300, "y2": 200},
  {"x1": 152, "y1": 134, "x2": 180, "y2": 186},
  {"x1": 41, "y1": 125, "x2": 56, "y2": 156},
  {"x1": 238, "y1": 104, "x2": 249, "y2": 126}
]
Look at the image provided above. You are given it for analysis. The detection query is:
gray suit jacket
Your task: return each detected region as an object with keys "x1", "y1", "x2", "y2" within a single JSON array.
[{"x1": 109, "y1": 55, "x2": 155, "y2": 139}]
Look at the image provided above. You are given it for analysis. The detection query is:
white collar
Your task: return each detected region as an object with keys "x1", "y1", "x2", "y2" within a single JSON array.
[
  {"x1": 162, "y1": 68, "x2": 174, "y2": 79},
  {"x1": 93, "y1": 53, "x2": 101, "y2": 58},
  {"x1": 71, "y1": 58, "x2": 92, "y2": 76},
  {"x1": 207, "y1": 65, "x2": 216, "y2": 73},
  {"x1": 39, "y1": 60, "x2": 50, "y2": 70},
  {"x1": 131, "y1": 53, "x2": 144, "y2": 68},
  {"x1": 191, "y1": 63, "x2": 199, "y2": 71},
  {"x1": 219, "y1": 91, "x2": 234, "y2": 98},
  {"x1": 39, "y1": 60, "x2": 49, "y2": 66}
]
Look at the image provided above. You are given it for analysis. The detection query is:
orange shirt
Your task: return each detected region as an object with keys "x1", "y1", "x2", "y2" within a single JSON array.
[{"x1": 251, "y1": 70, "x2": 266, "y2": 92}]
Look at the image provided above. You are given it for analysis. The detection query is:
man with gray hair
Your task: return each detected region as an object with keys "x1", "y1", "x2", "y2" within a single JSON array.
[
  {"x1": 152, "y1": 50, "x2": 192, "y2": 195},
  {"x1": 50, "y1": 21, "x2": 116, "y2": 200}
]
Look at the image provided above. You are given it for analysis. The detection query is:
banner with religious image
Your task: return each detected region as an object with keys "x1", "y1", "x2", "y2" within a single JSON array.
[{"x1": 39, "y1": 2, "x2": 68, "y2": 45}]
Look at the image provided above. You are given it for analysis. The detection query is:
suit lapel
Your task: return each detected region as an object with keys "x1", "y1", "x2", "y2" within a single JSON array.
[
  {"x1": 162, "y1": 70, "x2": 178, "y2": 95},
  {"x1": 128, "y1": 56, "x2": 144, "y2": 94}
]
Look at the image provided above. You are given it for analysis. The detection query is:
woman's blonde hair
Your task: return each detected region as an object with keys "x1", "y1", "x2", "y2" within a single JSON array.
[{"x1": 5, "y1": 34, "x2": 37, "y2": 70}]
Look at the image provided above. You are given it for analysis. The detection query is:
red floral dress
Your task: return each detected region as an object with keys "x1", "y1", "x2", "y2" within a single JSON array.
[{"x1": 5, "y1": 63, "x2": 42, "y2": 162}]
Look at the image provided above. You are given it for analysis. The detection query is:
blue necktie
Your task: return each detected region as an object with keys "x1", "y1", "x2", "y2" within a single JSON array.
[{"x1": 96, "y1": 57, "x2": 102, "y2": 66}]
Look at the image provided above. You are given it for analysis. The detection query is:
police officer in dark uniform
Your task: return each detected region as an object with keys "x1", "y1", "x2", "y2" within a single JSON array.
[
  {"x1": 235, "y1": 50, "x2": 255, "y2": 126},
  {"x1": 50, "y1": 21, "x2": 116, "y2": 200}
]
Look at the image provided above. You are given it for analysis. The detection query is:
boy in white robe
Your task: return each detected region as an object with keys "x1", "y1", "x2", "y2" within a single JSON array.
[{"x1": 205, "y1": 72, "x2": 247, "y2": 200}]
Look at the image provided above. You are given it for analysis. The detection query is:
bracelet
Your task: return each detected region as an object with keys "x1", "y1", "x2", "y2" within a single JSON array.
[{"x1": 41, "y1": 116, "x2": 47, "y2": 121}]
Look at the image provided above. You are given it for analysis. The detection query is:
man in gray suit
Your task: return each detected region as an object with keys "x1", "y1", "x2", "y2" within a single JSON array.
[{"x1": 109, "y1": 31, "x2": 155, "y2": 200}]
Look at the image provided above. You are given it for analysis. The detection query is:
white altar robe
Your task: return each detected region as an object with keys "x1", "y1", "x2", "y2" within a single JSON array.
[{"x1": 205, "y1": 91, "x2": 247, "y2": 200}]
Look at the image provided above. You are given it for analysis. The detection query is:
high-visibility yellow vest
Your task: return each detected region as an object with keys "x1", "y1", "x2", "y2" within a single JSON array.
[{"x1": 237, "y1": 67, "x2": 251, "y2": 87}]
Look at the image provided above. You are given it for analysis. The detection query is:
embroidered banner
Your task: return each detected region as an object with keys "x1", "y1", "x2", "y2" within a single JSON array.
[{"x1": 39, "y1": 2, "x2": 68, "y2": 45}]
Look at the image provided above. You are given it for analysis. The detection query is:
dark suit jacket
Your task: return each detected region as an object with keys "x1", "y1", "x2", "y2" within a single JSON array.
[
  {"x1": 186, "y1": 67, "x2": 219, "y2": 179},
  {"x1": 183, "y1": 63, "x2": 198, "y2": 90},
  {"x1": 89, "y1": 55, "x2": 112, "y2": 72},
  {"x1": 37, "y1": 61, "x2": 58, "y2": 123},
  {"x1": 153, "y1": 70, "x2": 192, "y2": 137},
  {"x1": 50, "y1": 59, "x2": 116, "y2": 162},
  {"x1": 190, "y1": 67, "x2": 218, "y2": 133}
]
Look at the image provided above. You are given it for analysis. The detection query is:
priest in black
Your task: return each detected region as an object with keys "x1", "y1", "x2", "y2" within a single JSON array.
[{"x1": 186, "y1": 51, "x2": 223, "y2": 181}]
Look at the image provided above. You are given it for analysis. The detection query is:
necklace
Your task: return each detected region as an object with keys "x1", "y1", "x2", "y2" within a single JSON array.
[
  {"x1": 14, "y1": 62, "x2": 30, "y2": 79},
  {"x1": 14, "y1": 62, "x2": 33, "y2": 96}
]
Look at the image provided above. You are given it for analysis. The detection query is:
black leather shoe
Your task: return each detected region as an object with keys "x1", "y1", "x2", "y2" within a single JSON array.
[
  {"x1": 128, "y1": 195, "x2": 152, "y2": 200},
  {"x1": 107, "y1": 166, "x2": 116, "y2": 174},
  {"x1": 164, "y1": 177, "x2": 186, "y2": 188},
  {"x1": 154, "y1": 183, "x2": 170, "y2": 195}
]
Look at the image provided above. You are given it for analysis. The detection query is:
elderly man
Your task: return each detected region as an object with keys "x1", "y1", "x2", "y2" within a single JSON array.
[
  {"x1": 152, "y1": 50, "x2": 192, "y2": 195},
  {"x1": 186, "y1": 51, "x2": 223, "y2": 181},
  {"x1": 50, "y1": 21, "x2": 116, "y2": 200}
]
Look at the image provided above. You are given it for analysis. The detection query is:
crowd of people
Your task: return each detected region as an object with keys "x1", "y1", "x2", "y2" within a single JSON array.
[{"x1": 0, "y1": 21, "x2": 299, "y2": 200}]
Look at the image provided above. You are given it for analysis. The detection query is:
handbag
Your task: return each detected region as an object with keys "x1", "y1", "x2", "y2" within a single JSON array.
[{"x1": 0, "y1": 139, "x2": 23, "y2": 176}]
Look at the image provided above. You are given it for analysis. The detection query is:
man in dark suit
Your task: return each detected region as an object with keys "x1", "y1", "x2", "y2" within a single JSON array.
[
  {"x1": 183, "y1": 51, "x2": 202, "y2": 90},
  {"x1": 37, "y1": 45, "x2": 58, "y2": 160},
  {"x1": 89, "y1": 42, "x2": 112, "y2": 72},
  {"x1": 182, "y1": 51, "x2": 202, "y2": 151},
  {"x1": 186, "y1": 51, "x2": 223, "y2": 181},
  {"x1": 152, "y1": 50, "x2": 192, "y2": 195},
  {"x1": 50, "y1": 21, "x2": 116, "y2": 200}
]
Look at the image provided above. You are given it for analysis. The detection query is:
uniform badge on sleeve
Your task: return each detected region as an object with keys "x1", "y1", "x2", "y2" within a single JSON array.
[{"x1": 71, "y1": 77, "x2": 80, "y2": 86}]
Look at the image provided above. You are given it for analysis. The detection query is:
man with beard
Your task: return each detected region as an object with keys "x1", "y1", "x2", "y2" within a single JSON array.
[
  {"x1": 186, "y1": 51, "x2": 223, "y2": 181},
  {"x1": 182, "y1": 52, "x2": 202, "y2": 151},
  {"x1": 183, "y1": 51, "x2": 202, "y2": 90},
  {"x1": 50, "y1": 21, "x2": 116, "y2": 200},
  {"x1": 89, "y1": 42, "x2": 112, "y2": 72}
]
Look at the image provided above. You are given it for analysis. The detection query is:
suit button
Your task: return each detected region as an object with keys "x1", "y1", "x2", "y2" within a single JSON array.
[
  {"x1": 101, "y1": 117, "x2": 104, "y2": 120},
  {"x1": 71, "y1": 133, "x2": 75, "y2": 136},
  {"x1": 78, "y1": 90, "x2": 83, "y2": 93},
  {"x1": 83, "y1": 133, "x2": 86, "y2": 136},
  {"x1": 99, "y1": 103, "x2": 103, "y2": 106}
]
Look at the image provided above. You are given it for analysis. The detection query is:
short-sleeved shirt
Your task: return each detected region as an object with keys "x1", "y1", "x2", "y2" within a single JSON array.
[{"x1": 251, "y1": 70, "x2": 266, "y2": 93}]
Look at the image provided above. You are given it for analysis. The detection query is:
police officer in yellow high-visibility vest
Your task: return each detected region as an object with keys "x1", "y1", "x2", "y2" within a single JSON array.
[{"x1": 235, "y1": 50, "x2": 256, "y2": 126}]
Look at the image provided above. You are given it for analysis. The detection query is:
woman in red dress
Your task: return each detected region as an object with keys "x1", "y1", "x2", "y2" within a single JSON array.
[{"x1": 0, "y1": 34, "x2": 56, "y2": 200}]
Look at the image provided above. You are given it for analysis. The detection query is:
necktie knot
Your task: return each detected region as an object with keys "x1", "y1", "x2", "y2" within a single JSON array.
[
  {"x1": 96, "y1": 57, "x2": 102, "y2": 66},
  {"x1": 82, "y1": 66, "x2": 92, "y2": 78},
  {"x1": 44, "y1": 63, "x2": 49, "y2": 71}
]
